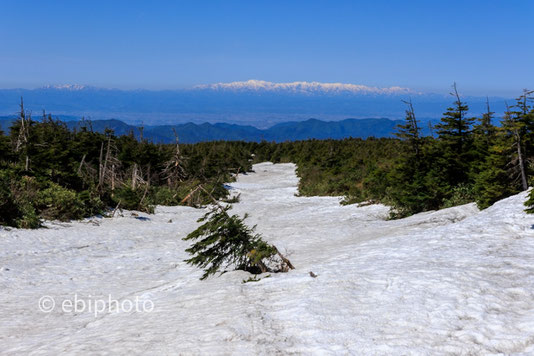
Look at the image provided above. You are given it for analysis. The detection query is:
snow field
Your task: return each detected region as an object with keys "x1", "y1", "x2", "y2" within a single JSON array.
[{"x1": 1, "y1": 162, "x2": 533, "y2": 355}]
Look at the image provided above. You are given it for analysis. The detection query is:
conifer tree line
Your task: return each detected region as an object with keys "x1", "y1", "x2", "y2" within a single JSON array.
[
  {"x1": 0, "y1": 100, "x2": 257, "y2": 228},
  {"x1": 1, "y1": 86, "x2": 533, "y2": 228},
  {"x1": 387, "y1": 85, "x2": 534, "y2": 216},
  {"x1": 253, "y1": 85, "x2": 534, "y2": 217}
]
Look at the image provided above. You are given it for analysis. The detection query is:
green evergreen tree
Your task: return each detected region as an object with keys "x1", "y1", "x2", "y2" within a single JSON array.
[
  {"x1": 183, "y1": 205, "x2": 293, "y2": 280},
  {"x1": 520, "y1": 90, "x2": 534, "y2": 214},
  {"x1": 476, "y1": 92, "x2": 533, "y2": 209},
  {"x1": 473, "y1": 135, "x2": 515, "y2": 209},
  {"x1": 0, "y1": 128, "x2": 11, "y2": 168},
  {"x1": 433, "y1": 83, "x2": 476, "y2": 187},
  {"x1": 472, "y1": 98, "x2": 496, "y2": 165},
  {"x1": 502, "y1": 103, "x2": 529, "y2": 191},
  {"x1": 513, "y1": 90, "x2": 534, "y2": 185},
  {"x1": 395, "y1": 99, "x2": 422, "y2": 157},
  {"x1": 525, "y1": 189, "x2": 534, "y2": 213},
  {"x1": 387, "y1": 100, "x2": 434, "y2": 216}
]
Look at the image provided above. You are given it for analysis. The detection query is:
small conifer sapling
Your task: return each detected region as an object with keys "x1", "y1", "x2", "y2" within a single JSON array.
[{"x1": 183, "y1": 205, "x2": 294, "y2": 280}]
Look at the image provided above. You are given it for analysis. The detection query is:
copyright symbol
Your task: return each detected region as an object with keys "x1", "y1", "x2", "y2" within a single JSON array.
[{"x1": 39, "y1": 296, "x2": 55, "y2": 313}]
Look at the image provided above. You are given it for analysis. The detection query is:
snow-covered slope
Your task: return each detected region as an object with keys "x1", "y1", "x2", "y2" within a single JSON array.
[{"x1": 1, "y1": 162, "x2": 533, "y2": 355}]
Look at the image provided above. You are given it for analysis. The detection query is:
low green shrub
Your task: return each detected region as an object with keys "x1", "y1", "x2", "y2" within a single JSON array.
[
  {"x1": 441, "y1": 184, "x2": 475, "y2": 209},
  {"x1": 112, "y1": 187, "x2": 154, "y2": 213},
  {"x1": 36, "y1": 183, "x2": 86, "y2": 221},
  {"x1": 0, "y1": 172, "x2": 41, "y2": 228}
]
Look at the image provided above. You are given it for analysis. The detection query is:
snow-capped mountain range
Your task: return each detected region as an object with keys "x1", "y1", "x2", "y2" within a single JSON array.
[
  {"x1": 38, "y1": 80, "x2": 417, "y2": 96},
  {"x1": 195, "y1": 79, "x2": 417, "y2": 95},
  {"x1": 40, "y1": 84, "x2": 92, "y2": 91},
  {"x1": 0, "y1": 81, "x2": 510, "y2": 126}
]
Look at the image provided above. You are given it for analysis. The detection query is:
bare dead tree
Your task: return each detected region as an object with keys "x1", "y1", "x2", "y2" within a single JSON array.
[
  {"x1": 111, "y1": 164, "x2": 116, "y2": 193},
  {"x1": 138, "y1": 125, "x2": 144, "y2": 142},
  {"x1": 93, "y1": 135, "x2": 122, "y2": 191},
  {"x1": 15, "y1": 97, "x2": 29, "y2": 152},
  {"x1": 101, "y1": 136, "x2": 112, "y2": 185},
  {"x1": 87, "y1": 117, "x2": 94, "y2": 133},
  {"x1": 503, "y1": 103, "x2": 528, "y2": 191},
  {"x1": 162, "y1": 128, "x2": 186, "y2": 186},
  {"x1": 77, "y1": 154, "x2": 87, "y2": 175},
  {"x1": 173, "y1": 128, "x2": 180, "y2": 156},
  {"x1": 98, "y1": 141, "x2": 104, "y2": 187},
  {"x1": 515, "y1": 129, "x2": 528, "y2": 191},
  {"x1": 14, "y1": 98, "x2": 32, "y2": 171},
  {"x1": 399, "y1": 98, "x2": 421, "y2": 156},
  {"x1": 132, "y1": 163, "x2": 137, "y2": 190},
  {"x1": 508, "y1": 90, "x2": 534, "y2": 191}
]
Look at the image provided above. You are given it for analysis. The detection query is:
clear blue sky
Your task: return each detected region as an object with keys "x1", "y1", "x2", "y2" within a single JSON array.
[{"x1": 1, "y1": 0, "x2": 532, "y2": 95}]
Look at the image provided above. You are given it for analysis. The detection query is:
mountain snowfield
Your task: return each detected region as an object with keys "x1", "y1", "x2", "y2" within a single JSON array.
[
  {"x1": 194, "y1": 79, "x2": 415, "y2": 95},
  {"x1": 1, "y1": 162, "x2": 534, "y2": 355}
]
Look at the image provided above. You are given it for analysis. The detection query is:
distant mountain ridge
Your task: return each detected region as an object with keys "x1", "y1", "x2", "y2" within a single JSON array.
[
  {"x1": 194, "y1": 79, "x2": 416, "y2": 95},
  {"x1": 0, "y1": 81, "x2": 510, "y2": 127},
  {"x1": 0, "y1": 117, "x2": 412, "y2": 143}
]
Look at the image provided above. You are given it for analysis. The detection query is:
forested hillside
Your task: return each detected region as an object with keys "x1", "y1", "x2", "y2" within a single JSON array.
[
  {"x1": 254, "y1": 88, "x2": 534, "y2": 217},
  {"x1": 0, "y1": 117, "x2": 408, "y2": 143},
  {"x1": 1, "y1": 88, "x2": 533, "y2": 228},
  {"x1": 0, "y1": 102, "x2": 259, "y2": 228}
]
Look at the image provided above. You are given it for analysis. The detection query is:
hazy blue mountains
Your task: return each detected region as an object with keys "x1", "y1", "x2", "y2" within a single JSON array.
[
  {"x1": 0, "y1": 116, "x2": 409, "y2": 143},
  {"x1": 0, "y1": 80, "x2": 510, "y2": 127}
]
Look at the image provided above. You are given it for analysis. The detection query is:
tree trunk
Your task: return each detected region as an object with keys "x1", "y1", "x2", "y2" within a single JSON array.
[
  {"x1": 111, "y1": 200, "x2": 121, "y2": 218},
  {"x1": 132, "y1": 163, "x2": 137, "y2": 190},
  {"x1": 273, "y1": 246, "x2": 295, "y2": 270},
  {"x1": 147, "y1": 163, "x2": 151, "y2": 187},
  {"x1": 111, "y1": 164, "x2": 115, "y2": 194},
  {"x1": 98, "y1": 141, "x2": 104, "y2": 187},
  {"x1": 77, "y1": 154, "x2": 86, "y2": 175},
  {"x1": 516, "y1": 131, "x2": 528, "y2": 190},
  {"x1": 256, "y1": 260, "x2": 269, "y2": 273},
  {"x1": 101, "y1": 137, "x2": 111, "y2": 186}
]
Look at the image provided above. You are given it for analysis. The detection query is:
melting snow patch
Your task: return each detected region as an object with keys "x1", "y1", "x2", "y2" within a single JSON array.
[{"x1": 1, "y1": 162, "x2": 533, "y2": 354}]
